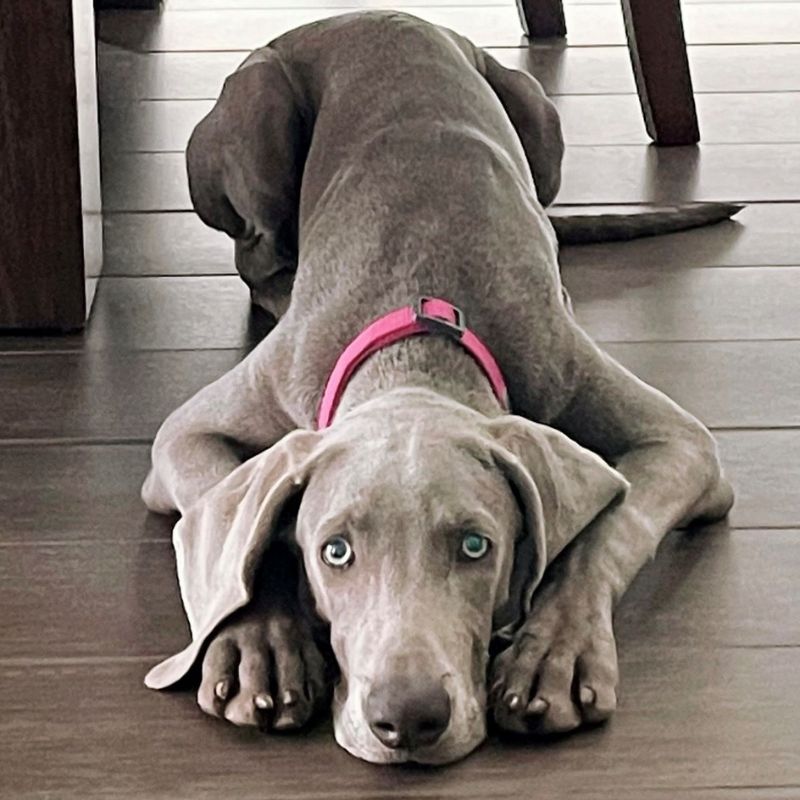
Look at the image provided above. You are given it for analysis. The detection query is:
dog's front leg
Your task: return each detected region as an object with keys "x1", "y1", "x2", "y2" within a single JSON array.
[
  {"x1": 491, "y1": 337, "x2": 733, "y2": 734},
  {"x1": 197, "y1": 541, "x2": 330, "y2": 730},
  {"x1": 142, "y1": 331, "x2": 295, "y2": 514}
]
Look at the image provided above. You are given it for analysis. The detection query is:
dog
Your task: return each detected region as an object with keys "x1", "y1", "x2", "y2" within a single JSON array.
[{"x1": 141, "y1": 11, "x2": 736, "y2": 764}]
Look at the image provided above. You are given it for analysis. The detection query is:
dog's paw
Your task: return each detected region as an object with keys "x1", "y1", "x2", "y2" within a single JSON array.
[
  {"x1": 489, "y1": 581, "x2": 618, "y2": 736},
  {"x1": 197, "y1": 601, "x2": 329, "y2": 731}
]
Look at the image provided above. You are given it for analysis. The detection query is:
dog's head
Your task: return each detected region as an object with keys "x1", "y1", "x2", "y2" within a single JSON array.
[{"x1": 148, "y1": 391, "x2": 626, "y2": 764}]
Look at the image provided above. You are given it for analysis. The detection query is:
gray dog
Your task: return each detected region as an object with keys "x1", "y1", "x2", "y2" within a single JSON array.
[{"x1": 141, "y1": 11, "x2": 736, "y2": 764}]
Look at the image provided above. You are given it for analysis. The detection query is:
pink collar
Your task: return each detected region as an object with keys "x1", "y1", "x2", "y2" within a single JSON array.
[{"x1": 317, "y1": 297, "x2": 509, "y2": 428}]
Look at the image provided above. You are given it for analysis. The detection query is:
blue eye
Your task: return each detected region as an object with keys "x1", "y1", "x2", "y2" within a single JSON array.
[
  {"x1": 322, "y1": 536, "x2": 354, "y2": 568},
  {"x1": 461, "y1": 532, "x2": 491, "y2": 560}
]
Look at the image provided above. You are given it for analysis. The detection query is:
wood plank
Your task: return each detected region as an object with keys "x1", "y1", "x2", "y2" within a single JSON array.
[
  {"x1": 616, "y1": 526, "x2": 800, "y2": 648},
  {"x1": 96, "y1": 4, "x2": 800, "y2": 52},
  {"x1": 0, "y1": 340, "x2": 798, "y2": 438},
  {"x1": 0, "y1": 430, "x2": 796, "y2": 545},
  {"x1": 169, "y1": 0, "x2": 516, "y2": 6},
  {"x1": 566, "y1": 266, "x2": 800, "y2": 342},
  {"x1": 716, "y1": 430, "x2": 800, "y2": 528},
  {"x1": 101, "y1": 152, "x2": 189, "y2": 211},
  {"x1": 0, "y1": 528, "x2": 795, "y2": 664},
  {"x1": 567, "y1": 2, "x2": 800, "y2": 48},
  {"x1": 97, "y1": 45, "x2": 241, "y2": 103},
  {"x1": 98, "y1": 93, "x2": 800, "y2": 154},
  {"x1": 96, "y1": 6, "x2": 528, "y2": 51},
  {"x1": 560, "y1": 144, "x2": 800, "y2": 204},
  {"x1": 102, "y1": 212, "x2": 233, "y2": 275},
  {"x1": 0, "y1": 350, "x2": 240, "y2": 441},
  {"x1": 97, "y1": 0, "x2": 160, "y2": 7},
  {"x1": 0, "y1": 540, "x2": 186, "y2": 660},
  {"x1": 566, "y1": 0, "x2": 800, "y2": 3},
  {"x1": 165, "y1": 0, "x2": 540, "y2": 7},
  {"x1": 100, "y1": 99, "x2": 213, "y2": 152},
  {"x1": 603, "y1": 341, "x2": 800, "y2": 428},
  {"x1": 97, "y1": 204, "x2": 800, "y2": 279},
  {"x1": 516, "y1": 43, "x2": 800, "y2": 96},
  {"x1": 560, "y1": 203, "x2": 800, "y2": 269},
  {"x1": 0, "y1": 277, "x2": 255, "y2": 353},
  {"x1": 101, "y1": 145, "x2": 800, "y2": 211},
  {"x1": 0, "y1": 444, "x2": 172, "y2": 543},
  {"x1": 5, "y1": 263, "x2": 800, "y2": 353},
  {"x1": 555, "y1": 92, "x2": 800, "y2": 145},
  {"x1": 0, "y1": 649, "x2": 797, "y2": 796},
  {"x1": 98, "y1": 43, "x2": 800, "y2": 101},
  {"x1": 166, "y1": 0, "x2": 800, "y2": 6}
]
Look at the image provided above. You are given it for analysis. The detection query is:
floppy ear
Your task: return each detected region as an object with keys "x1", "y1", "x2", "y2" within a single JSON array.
[
  {"x1": 480, "y1": 51, "x2": 564, "y2": 207},
  {"x1": 144, "y1": 429, "x2": 322, "y2": 690},
  {"x1": 488, "y1": 416, "x2": 629, "y2": 636},
  {"x1": 186, "y1": 46, "x2": 310, "y2": 298}
]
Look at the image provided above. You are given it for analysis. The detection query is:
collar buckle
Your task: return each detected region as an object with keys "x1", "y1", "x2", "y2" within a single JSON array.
[{"x1": 414, "y1": 296, "x2": 465, "y2": 339}]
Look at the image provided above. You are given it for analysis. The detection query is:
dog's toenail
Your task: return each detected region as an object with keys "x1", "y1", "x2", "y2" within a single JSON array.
[
  {"x1": 489, "y1": 680, "x2": 504, "y2": 702},
  {"x1": 214, "y1": 680, "x2": 231, "y2": 701},
  {"x1": 282, "y1": 690, "x2": 299, "y2": 707},
  {"x1": 504, "y1": 693, "x2": 522, "y2": 711},
  {"x1": 527, "y1": 697, "x2": 549, "y2": 715},
  {"x1": 579, "y1": 686, "x2": 596, "y2": 707},
  {"x1": 273, "y1": 713, "x2": 296, "y2": 730},
  {"x1": 254, "y1": 693, "x2": 273, "y2": 711}
]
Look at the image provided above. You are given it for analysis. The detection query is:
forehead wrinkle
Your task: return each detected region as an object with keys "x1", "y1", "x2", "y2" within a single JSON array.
[
  {"x1": 316, "y1": 430, "x2": 513, "y2": 537},
  {"x1": 383, "y1": 444, "x2": 506, "y2": 523},
  {"x1": 424, "y1": 497, "x2": 504, "y2": 537},
  {"x1": 401, "y1": 425, "x2": 425, "y2": 477},
  {"x1": 315, "y1": 499, "x2": 373, "y2": 536}
]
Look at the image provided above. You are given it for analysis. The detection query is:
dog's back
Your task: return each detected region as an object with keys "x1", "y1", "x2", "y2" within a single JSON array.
[
  {"x1": 266, "y1": 13, "x2": 568, "y2": 372},
  {"x1": 187, "y1": 12, "x2": 578, "y2": 422}
]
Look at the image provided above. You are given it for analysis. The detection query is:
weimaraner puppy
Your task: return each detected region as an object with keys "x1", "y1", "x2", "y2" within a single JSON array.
[{"x1": 141, "y1": 11, "x2": 735, "y2": 765}]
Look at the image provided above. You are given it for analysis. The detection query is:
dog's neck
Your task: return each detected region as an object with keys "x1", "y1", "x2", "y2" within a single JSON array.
[{"x1": 335, "y1": 334, "x2": 504, "y2": 420}]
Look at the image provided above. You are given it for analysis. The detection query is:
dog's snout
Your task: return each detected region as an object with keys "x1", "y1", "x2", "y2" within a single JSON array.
[{"x1": 365, "y1": 676, "x2": 451, "y2": 750}]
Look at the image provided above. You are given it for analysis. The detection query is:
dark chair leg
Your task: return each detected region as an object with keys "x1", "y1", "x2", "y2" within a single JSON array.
[
  {"x1": 516, "y1": 0, "x2": 567, "y2": 38},
  {"x1": 621, "y1": 0, "x2": 700, "y2": 145}
]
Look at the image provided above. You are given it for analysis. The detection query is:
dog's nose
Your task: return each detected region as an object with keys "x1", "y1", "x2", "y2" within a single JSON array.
[{"x1": 365, "y1": 676, "x2": 451, "y2": 749}]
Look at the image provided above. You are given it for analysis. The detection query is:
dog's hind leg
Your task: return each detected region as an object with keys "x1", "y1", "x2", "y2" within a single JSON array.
[
  {"x1": 187, "y1": 47, "x2": 311, "y2": 315},
  {"x1": 491, "y1": 330, "x2": 733, "y2": 735}
]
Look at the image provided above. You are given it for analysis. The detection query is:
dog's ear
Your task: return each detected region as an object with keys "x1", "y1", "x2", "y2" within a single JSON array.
[
  {"x1": 487, "y1": 415, "x2": 629, "y2": 636},
  {"x1": 144, "y1": 429, "x2": 322, "y2": 690},
  {"x1": 186, "y1": 47, "x2": 310, "y2": 295},
  {"x1": 480, "y1": 52, "x2": 564, "y2": 207}
]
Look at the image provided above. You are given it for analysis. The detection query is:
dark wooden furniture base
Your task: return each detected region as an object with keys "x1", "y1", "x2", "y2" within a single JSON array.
[
  {"x1": 621, "y1": 0, "x2": 700, "y2": 145},
  {"x1": 515, "y1": 0, "x2": 566, "y2": 38},
  {"x1": 516, "y1": 0, "x2": 700, "y2": 144},
  {"x1": 0, "y1": 0, "x2": 102, "y2": 330}
]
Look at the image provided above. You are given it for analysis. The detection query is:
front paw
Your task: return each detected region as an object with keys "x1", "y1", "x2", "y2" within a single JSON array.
[
  {"x1": 489, "y1": 583, "x2": 618, "y2": 735},
  {"x1": 197, "y1": 602, "x2": 329, "y2": 731}
]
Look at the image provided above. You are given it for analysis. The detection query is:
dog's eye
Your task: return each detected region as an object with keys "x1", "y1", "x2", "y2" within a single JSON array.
[
  {"x1": 460, "y1": 532, "x2": 491, "y2": 560},
  {"x1": 321, "y1": 536, "x2": 354, "y2": 568}
]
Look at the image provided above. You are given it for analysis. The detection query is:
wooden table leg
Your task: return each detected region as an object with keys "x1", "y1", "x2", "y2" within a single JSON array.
[
  {"x1": 516, "y1": 0, "x2": 567, "y2": 38},
  {"x1": 0, "y1": 0, "x2": 102, "y2": 330},
  {"x1": 621, "y1": 0, "x2": 700, "y2": 145}
]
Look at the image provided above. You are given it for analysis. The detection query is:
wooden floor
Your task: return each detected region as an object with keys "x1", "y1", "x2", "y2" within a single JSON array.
[{"x1": 2, "y1": 0, "x2": 799, "y2": 797}]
